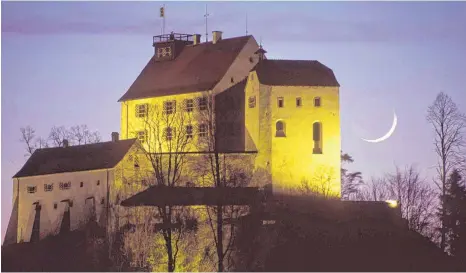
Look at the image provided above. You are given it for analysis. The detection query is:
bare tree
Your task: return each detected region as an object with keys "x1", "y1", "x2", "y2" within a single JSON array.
[
  {"x1": 358, "y1": 165, "x2": 437, "y2": 238},
  {"x1": 48, "y1": 126, "x2": 71, "y2": 147},
  {"x1": 20, "y1": 126, "x2": 37, "y2": 156},
  {"x1": 300, "y1": 165, "x2": 340, "y2": 198},
  {"x1": 426, "y1": 92, "x2": 466, "y2": 250},
  {"x1": 70, "y1": 125, "x2": 102, "y2": 145},
  {"x1": 135, "y1": 102, "x2": 193, "y2": 272}
]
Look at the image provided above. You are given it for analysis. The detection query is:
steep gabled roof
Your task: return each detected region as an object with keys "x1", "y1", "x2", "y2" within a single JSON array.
[
  {"x1": 13, "y1": 139, "x2": 137, "y2": 178},
  {"x1": 255, "y1": 59, "x2": 340, "y2": 87},
  {"x1": 118, "y1": 35, "x2": 254, "y2": 102}
]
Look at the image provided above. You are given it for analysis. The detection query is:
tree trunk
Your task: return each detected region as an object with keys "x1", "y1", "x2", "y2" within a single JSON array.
[{"x1": 217, "y1": 204, "x2": 224, "y2": 272}]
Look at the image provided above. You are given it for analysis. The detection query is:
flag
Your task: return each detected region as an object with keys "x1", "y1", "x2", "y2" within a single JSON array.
[{"x1": 160, "y1": 6, "x2": 165, "y2": 18}]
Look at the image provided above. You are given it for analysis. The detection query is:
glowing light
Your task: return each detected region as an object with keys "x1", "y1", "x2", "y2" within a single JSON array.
[
  {"x1": 362, "y1": 111, "x2": 397, "y2": 143},
  {"x1": 385, "y1": 200, "x2": 398, "y2": 208}
]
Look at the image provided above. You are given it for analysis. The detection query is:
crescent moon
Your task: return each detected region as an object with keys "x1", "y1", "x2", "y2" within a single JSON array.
[{"x1": 362, "y1": 111, "x2": 397, "y2": 143}]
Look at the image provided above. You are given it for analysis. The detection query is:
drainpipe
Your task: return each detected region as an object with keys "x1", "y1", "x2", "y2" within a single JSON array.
[{"x1": 106, "y1": 169, "x2": 111, "y2": 258}]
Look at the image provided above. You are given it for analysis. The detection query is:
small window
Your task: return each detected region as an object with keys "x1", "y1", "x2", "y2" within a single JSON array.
[
  {"x1": 199, "y1": 124, "x2": 208, "y2": 138},
  {"x1": 135, "y1": 104, "x2": 148, "y2": 118},
  {"x1": 44, "y1": 183, "x2": 53, "y2": 192},
  {"x1": 163, "y1": 100, "x2": 176, "y2": 115},
  {"x1": 314, "y1": 97, "x2": 321, "y2": 107},
  {"x1": 277, "y1": 97, "x2": 284, "y2": 108},
  {"x1": 134, "y1": 156, "x2": 140, "y2": 168},
  {"x1": 296, "y1": 97, "x2": 302, "y2": 107},
  {"x1": 59, "y1": 182, "x2": 71, "y2": 190},
  {"x1": 313, "y1": 122, "x2": 322, "y2": 154},
  {"x1": 27, "y1": 186, "x2": 37, "y2": 194},
  {"x1": 185, "y1": 99, "x2": 194, "y2": 112},
  {"x1": 101, "y1": 198, "x2": 105, "y2": 205},
  {"x1": 248, "y1": 96, "x2": 256, "y2": 108},
  {"x1": 198, "y1": 97, "x2": 208, "y2": 111},
  {"x1": 249, "y1": 57, "x2": 254, "y2": 63},
  {"x1": 80, "y1": 182, "x2": 84, "y2": 188},
  {"x1": 53, "y1": 203, "x2": 58, "y2": 210},
  {"x1": 165, "y1": 127, "x2": 173, "y2": 141},
  {"x1": 231, "y1": 77, "x2": 234, "y2": 83},
  {"x1": 186, "y1": 125, "x2": 193, "y2": 139},
  {"x1": 275, "y1": 121, "x2": 286, "y2": 137},
  {"x1": 157, "y1": 46, "x2": 172, "y2": 58},
  {"x1": 97, "y1": 180, "x2": 100, "y2": 186},
  {"x1": 137, "y1": 130, "x2": 147, "y2": 143}
]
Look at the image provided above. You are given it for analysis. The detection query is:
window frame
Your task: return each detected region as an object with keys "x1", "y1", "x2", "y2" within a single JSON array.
[
  {"x1": 44, "y1": 183, "x2": 53, "y2": 192},
  {"x1": 296, "y1": 97, "x2": 302, "y2": 107},
  {"x1": 248, "y1": 96, "x2": 256, "y2": 108},
  {"x1": 27, "y1": 185, "x2": 37, "y2": 194},
  {"x1": 314, "y1": 97, "x2": 322, "y2": 107},
  {"x1": 199, "y1": 124, "x2": 208, "y2": 138},
  {"x1": 163, "y1": 100, "x2": 176, "y2": 115},
  {"x1": 186, "y1": 125, "x2": 193, "y2": 139},
  {"x1": 137, "y1": 130, "x2": 147, "y2": 143},
  {"x1": 313, "y1": 122, "x2": 323, "y2": 154},
  {"x1": 277, "y1": 97, "x2": 284, "y2": 108},
  {"x1": 135, "y1": 104, "x2": 148, "y2": 118},
  {"x1": 185, "y1": 99, "x2": 194, "y2": 112},
  {"x1": 275, "y1": 120, "x2": 286, "y2": 137},
  {"x1": 165, "y1": 127, "x2": 174, "y2": 141},
  {"x1": 59, "y1": 181, "x2": 71, "y2": 190},
  {"x1": 198, "y1": 97, "x2": 208, "y2": 111}
]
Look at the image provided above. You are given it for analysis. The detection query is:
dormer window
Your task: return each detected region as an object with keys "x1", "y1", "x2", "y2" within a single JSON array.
[{"x1": 157, "y1": 46, "x2": 172, "y2": 58}]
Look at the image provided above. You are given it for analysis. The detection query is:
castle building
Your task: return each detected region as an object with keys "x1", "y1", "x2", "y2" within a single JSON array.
[
  {"x1": 119, "y1": 31, "x2": 341, "y2": 195},
  {"x1": 5, "y1": 30, "x2": 341, "y2": 245},
  {"x1": 4, "y1": 134, "x2": 151, "y2": 244}
]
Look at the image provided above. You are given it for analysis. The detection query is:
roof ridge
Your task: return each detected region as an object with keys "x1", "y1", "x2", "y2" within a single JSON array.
[{"x1": 34, "y1": 138, "x2": 136, "y2": 152}]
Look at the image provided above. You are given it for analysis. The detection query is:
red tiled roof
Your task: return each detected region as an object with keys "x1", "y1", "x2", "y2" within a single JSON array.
[
  {"x1": 13, "y1": 139, "x2": 137, "y2": 178},
  {"x1": 255, "y1": 59, "x2": 340, "y2": 87},
  {"x1": 118, "y1": 35, "x2": 253, "y2": 102}
]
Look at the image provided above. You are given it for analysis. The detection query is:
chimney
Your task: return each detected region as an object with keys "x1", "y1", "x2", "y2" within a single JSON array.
[
  {"x1": 111, "y1": 132, "x2": 119, "y2": 142},
  {"x1": 212, "y1": 31, "x2": 222, "y2": 44},
  {"x1": 193, "y1": 34, "x2": 201, "y2": 45},
  {"x1": 63, "y1": 139, "x2": 69, "y2": 148}
]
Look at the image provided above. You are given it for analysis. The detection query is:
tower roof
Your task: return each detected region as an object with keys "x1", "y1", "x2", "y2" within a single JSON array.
[
  {"x1": 254, "y1": 59, "x2": 340, "y2": 87},
  {"x1": 118, "y1": 35, "x2": 254, "y2": 101}
]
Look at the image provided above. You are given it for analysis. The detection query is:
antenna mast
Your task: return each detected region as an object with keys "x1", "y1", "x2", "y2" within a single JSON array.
[
  {"x1": 159, "y1": 4, "x2": 166, "y2": 35},
  {"x1": 204, "y1": 4, "x2": 210, "y2": 42},
  {"x1": 246, "y1": 13, "x2": 248, "y2": 35}
]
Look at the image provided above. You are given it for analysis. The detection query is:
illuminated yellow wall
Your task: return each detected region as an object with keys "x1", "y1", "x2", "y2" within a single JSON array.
[
  {"x1": 120, "y1": 91, "x2": 210, "y2": 153},
  {"x1": 245, "y1": 71, "x2": 341, "y2": 196}
]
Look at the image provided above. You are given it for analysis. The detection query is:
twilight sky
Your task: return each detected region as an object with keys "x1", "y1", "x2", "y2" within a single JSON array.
[{"x1": 2, "y1": 1, "x2": 466, "y2": 240}]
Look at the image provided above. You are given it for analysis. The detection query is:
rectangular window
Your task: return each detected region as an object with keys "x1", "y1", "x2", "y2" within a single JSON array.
[
  {"x1": 185, "y1": 99, "x2": 194, "y2": 112},
  {"x1": 44, "y1": 184, "x2": 53, "y2": 192},
  {"x1": 314, "y1": 97, "x2": 321, "y2": 107},
  {"x1": 163, "y1": 100, "x2": 176, "y2": 115},
  {"x1": 277, "y1": 97, "x2": 284, "y2": 108},
  {"x1": 248, "y1": 96, "x2": 256, "y2": 108},
  {"x1": 198, "y1": 97, "x2": 208, "y2": 111},
  {"x1": 135, "y1": 104, "x2": 148, "y2": 118},
  {"x1": 186, "y1": 125, "x2": 193, "y2": 139},
  {"x1": 137, "y1": 130, "x2": 147, "y2": 143},
  {"x1": 165, "y1": 127, "x2": 173, "y2": 141},
  {"x1": 199, "y1": 124, "x2": 208, "y2": 137},
  {"x1": 296, "y1": 97, "x2": 302, "y2": 107},
  {"x1": 59, "y1": 182, "x2": 71, "y2": 190},
  {"x1": 27, "y1": 186, "x2": 37, "y2": 194}
]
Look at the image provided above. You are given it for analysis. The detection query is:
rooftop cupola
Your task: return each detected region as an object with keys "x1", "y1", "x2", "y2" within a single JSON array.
[{"x1": 152, "y1": 32, "x2": 194, "y2": 62}]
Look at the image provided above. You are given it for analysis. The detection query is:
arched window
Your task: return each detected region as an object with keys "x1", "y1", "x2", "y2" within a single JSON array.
[
  {"x1": 276, "y1": 121, "x2": 286, "y2": 137},
  {"x1": 313, "y1": 122, "x2": 322, "y2": 154}
]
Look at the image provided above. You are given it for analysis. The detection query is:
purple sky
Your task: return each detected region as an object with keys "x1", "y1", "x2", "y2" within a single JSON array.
[{"x1": 2, "y1": 1, "x2": 466, "y2": 241}]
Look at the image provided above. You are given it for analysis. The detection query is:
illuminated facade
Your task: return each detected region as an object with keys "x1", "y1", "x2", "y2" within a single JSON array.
[{"x1": 119, "y1": 31, "x2": 341, "y2": 196}]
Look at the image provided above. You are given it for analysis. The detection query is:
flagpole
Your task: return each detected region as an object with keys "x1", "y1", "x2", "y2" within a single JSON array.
[{"x1": 163, "y1": 4, "x2": 166, "y2": 35}]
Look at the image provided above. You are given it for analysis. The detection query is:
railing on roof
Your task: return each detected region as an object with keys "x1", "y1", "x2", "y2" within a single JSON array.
[{"x1": 153, "y1": 33, "x2": 194, "y2": 44}]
